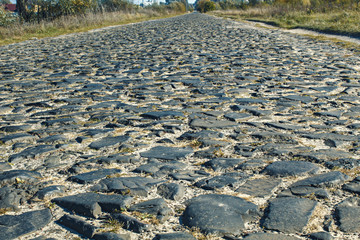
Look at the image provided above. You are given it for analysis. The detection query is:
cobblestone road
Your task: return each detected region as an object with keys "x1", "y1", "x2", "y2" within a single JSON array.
[{"x1": 1, "y1": 13, "x2": 360, "y2": 240}]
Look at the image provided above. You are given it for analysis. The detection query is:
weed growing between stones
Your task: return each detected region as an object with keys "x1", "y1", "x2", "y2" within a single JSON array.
[{"x1": 101, "y1": 217, "x2": 124, "y2": 233}]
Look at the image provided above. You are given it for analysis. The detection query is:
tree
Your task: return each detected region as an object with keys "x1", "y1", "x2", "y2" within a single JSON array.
[
  {"x1": 0, "y1": 0, "x2": 11, "y2": 4},
  {"x1": 17, "y1": 0, "x2": 32, "y2": 22},
  {"x1": 196, "y1": 0, "x2": 216, "y2": 12}
]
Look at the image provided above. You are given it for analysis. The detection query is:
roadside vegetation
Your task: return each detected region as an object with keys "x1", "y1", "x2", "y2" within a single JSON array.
[
  {"x1": 202, "y1": 0, "x2": 360, "y2": 37},
  {"x1": 0, "y1": 0, "x2": 189, "y2": 45}
]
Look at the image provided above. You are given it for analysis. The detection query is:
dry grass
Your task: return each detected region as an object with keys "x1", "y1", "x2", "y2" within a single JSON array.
[
  {"x1": 0, "y1": 9, "x2": 184, "y2": 46},
  {"x1": 211, "y1": 6, "x2": 360, "y2": 37}
]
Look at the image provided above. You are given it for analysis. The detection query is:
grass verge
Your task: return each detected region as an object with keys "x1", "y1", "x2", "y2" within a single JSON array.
[
  {"x1": 0, "y1": 9, "x2": 184, "y2": 46},
  {"x1": 210, "y1": 7, "x2": 360, "y2": 38}
]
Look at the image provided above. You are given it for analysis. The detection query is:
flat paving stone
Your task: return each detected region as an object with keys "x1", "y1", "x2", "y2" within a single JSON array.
[
  {"x1": 0, "y1": 170, "x2": 42, "y2": 185},
  {"x1": 133, "y1": 161, "x2": 186, "y2": 177},
  {"x1": 189, "y1": 119, "x2": 238, "y2": 129},
  {"x1": 0, "y1": 186, "x2": 22, "y2": 210},
  {"x1": 52, "y1": 192, "x2": 133, "y2": 218},
  {"x1": 152, "y1": 232, "x2": 196, "y2": 240},
  {"x1": 33, "y1": 185, "x2": 65, "y2": 200},
  {"x1": 203, "y1": 158, "x2": 246, "y2": 171},
  {"x1": 58, "y1": 214, "x2": 97, "y2": 238},
  {"x1": 181, "y1": 194, "x2": 260, "y2": 235},
  {"x1": 91, "y1": 177, "x2": 164, "y2": 196},
  {"x1": 0, "y1": 209, "x2": 52, "y2": 240},
  {"x1": 194, "y1": 172, "x2": 249, "y2": 190},
  {"x1": 263, "y1": 161, "x2": 319, "y2": 177},
  {"x1": 128, "y1": 198, "x2": 172, "y2": 223},
  {"x1": 262, "y1": 197, "x2": 318, "y2": 233},
  {"x1": 335, "y1": 197, "x2": 360, "y2": 233},
  {"x1": 243, "y1": 232, "x2": 301, "y2": 240},
  {"x1": 141, "y1": 111, "x2": 185, "y2": 120},
  {"x1": 236, "y1": 178, "x2": 282, "y2": 197},
  {"x1": 157, "y1": 183, "x2": 184, "y2": 201},
  {"x1": 93, "y1": 232, "x2": 131, "y2": 240},
  {"x1": 68, "y1": 168, "x2": 122, "y2": 184},
  {"x1": 89, "y1": 135, "x2": 131, "y2": 150},
  {"x1": 291, "y1": 171, "x2": 349, "y2": 188},
  {"x1": 8, "y1": 145, "x2": 57, "y2": 163},
  {"x1": 140, "y1": 146, "x2": 193, "y2": 161}
]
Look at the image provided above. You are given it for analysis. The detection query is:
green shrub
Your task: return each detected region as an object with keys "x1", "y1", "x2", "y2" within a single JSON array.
[
  {"x1": 99, "y1": 0, "x2": 134, "y2": 12},
  {"x1": 196, "y1": 0, "x2": 216, "y2": 12},
  {"x1": 0, "y1": 8, "x2": 17, "y2": 26},
  {"x1": 169, "y1": 1, "x2": 186, "y2": 12}
]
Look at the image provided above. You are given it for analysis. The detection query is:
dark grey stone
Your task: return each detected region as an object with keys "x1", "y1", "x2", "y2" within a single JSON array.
[
  {"x1": 314, "y1": 111, "x2": 343, "y2": 119},
  {"x1": 203, "y1": 158, "x2": 245, "y2": 171},
  {"x1": 141, "y1": 111, "x2": 185, "y2": 120},
  {"x1": 0, "y1": 186, "x2": 21, "y2": 210},
  {"x1": 343, "y1": 181, "x2": 360, "y2": 194},
  {"x1": 58, "y1": 214, "x2": 97, "y2": 238},
  {"x1": 194, "y1": 172, "x2": 248, "y2": 190},
  {"x1": 96, "y1": 154, "x2": 139, "y2": 164},
  {"x1": 236, "y1": 159, "x2": 268, "y2": 171},
  {"x1": 30, "y1": 237, "x2": 58, "y2": 240},
  {"x1": 133, "y1": 161, "x2": 186, "y2": 177},
  {"x1": 68, "y1": 168, "x2": 122, "y2": 184},
  {"x1": 178, "y1": 130, "x2": 223, "y2": 140},
  {"x1": 0, "y1": 162, "x2": 12, "y2": 171},
  {"x1": 157, "y1": 183, "x2": 184, "y2": 201},
  {"x1": 309, "y1": 232, "x2": 333, "y2": 240},
  {"x1": 33, "y1": 185, "x2": 65, "y2": 200},
  {"x1": 263, "y1": 161, "x2": 319, "y2": 177},
  {"x1": 335, "y1": 197, "x2": 360, "y2": 233},
  {"x1": 93, "y1": 232, "x2": 131, "y2": 240},
  {"x1": 181, "y1": 194, "x2": 260, "y2": 235},
  {"x1": 0, "y1": 133, "x2": 37, "y2": 144},
  {"x1": 291, "y1": 171, "x2": 349, "y2": 188},
  {"x1": 0, "y1": 209, "x2": 52, "y2": 240},
  {"x1": 152, "y1": 232, "x2": 196, "y2": 240},
  {"x1": 265, "y1": 122, "x2": 303, "y2": 131},
  {"x1": 0, "y1": 170, "x2": 42, "y2": 185},
  {"x1": 231, "y1": 105, "x2": 271, "y2": 116},
  {"x1": 170, "y1": 170, "x2": 210, "y2": 181},
  {"x1": 294, "y1": 149, "x2": 353, "y2": 163},
  {"x1": 37, "y1": 135, "x2": 67, "y2": 144},
  {"x1": 42, "y1": 117, "x2": 78, "y2": 127},
  {"x1": 325, "y1": 158, "x2": 360, "y2": 170},
  {"x1": 91, "y1": 177, "x2": 164, "y2": 196},
  {"x1": 243, "y1": 232, "x2": 301, "y2": 239},
  {"x1": 252, "y1": 132, "x2": 296, "y2": 143},
  {"x1": 81, "y1": 129, "x2": 114, "y2": 138},
  {"x1": 262, "y1": 197, "x2": 318, "y2": 233},
  {"x1": 283, "y1": 95, "x2": 313, "y2": 103},
  {"x1": 189, "y1": 119, "x2": 238, "y2": 129},
  {"x1": 128, "y1": 198, "x2": 172, "y2": 223},
  {"x1": 224, "y1": 112, "x2": 252, "y2": 122},
  {"x1": 236, "y1": 178, "x2": 282, "y2": 197},
  {"x1": 0, "y1": 125, "x2": 32, "y2": 133},
  {"x1": 280, "y1": 186, "x2": 330, "y2": 199},
  {"x1": 89, "y1": 135, "x2": 130, "y2": 150},
  {"x1": 301, "y1": 133, "x2": 358, "y2": 142},
  {"x1": 52, "y1": 192, "x2": 133, "y2": 218},
  {"x1": 111, "y1": 213, "x2": 150, "y2": 233},
  {"x1": 140, "y1": 146, "x2": 193, "y2": 161},
  {"x1": 8, "y1": 145, "x2": 57, "y2": 163},
  {"x1": 235, "y1": 98, "x2": 268, "y2": 104}
]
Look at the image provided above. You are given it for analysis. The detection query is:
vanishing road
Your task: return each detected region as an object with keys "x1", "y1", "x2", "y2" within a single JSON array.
[{"x1": 1, "y1": 13, "x2": 360, "y2": 240}]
